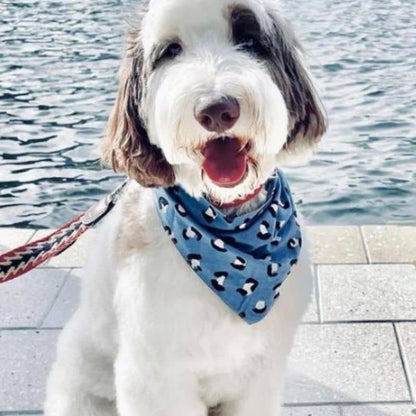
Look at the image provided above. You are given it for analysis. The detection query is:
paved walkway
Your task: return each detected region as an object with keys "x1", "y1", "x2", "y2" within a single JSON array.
[{"x1": 1, "y1": 225, "x2": 416, "y2": 415}]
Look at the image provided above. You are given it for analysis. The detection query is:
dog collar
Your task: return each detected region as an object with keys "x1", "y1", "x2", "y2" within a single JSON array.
[
  {"x1": 211, "y1": 185, "x2": 264, "y2": 209},
  {"x1": 153, "y1": 170, "x2": 301, "y2": 324}
]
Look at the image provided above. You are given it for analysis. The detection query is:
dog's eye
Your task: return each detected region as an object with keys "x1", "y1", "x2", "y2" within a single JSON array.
[
  {"x1": 160, "y1": 42, "x2": 182, "y2": 61},
  {"x1": 238, "y1": 37, "x2": 264, "y2": 54},
  {"x1": 231, "y1": 8, "x2": 267, "y2": 57},
  {"x1": 152, "y1": 42, "x2": 183, "y2": 69}
]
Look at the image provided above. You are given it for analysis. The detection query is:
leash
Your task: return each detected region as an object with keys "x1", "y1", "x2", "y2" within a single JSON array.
[{"x1": 0, "y1": 180, "x2": 129, "y2": 284}]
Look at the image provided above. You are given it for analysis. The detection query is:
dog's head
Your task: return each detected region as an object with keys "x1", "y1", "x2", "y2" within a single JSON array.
[{"x1": 102, "y1": 0, "x2": 326, "y2": 204}]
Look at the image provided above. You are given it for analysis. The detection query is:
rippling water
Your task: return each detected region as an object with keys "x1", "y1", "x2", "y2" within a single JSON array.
[{"x1": 0, "y1": 0, "x2": 415, "y2": 227}]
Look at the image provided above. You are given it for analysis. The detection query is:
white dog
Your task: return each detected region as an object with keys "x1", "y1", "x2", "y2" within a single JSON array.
[{"x1": 44, "y1": 0, "x2": 326, "y2": 415}]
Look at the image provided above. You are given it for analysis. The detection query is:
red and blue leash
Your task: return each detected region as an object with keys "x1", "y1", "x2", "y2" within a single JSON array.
[{"x1": 0, "y1": 180, "x2": 128, "y2": 284}]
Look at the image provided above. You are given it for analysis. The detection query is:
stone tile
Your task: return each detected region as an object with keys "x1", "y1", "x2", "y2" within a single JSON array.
[
  {"x1": 342, "y1": 404, "x2": 416, "y2": 416},
  {"x1": 306, "y1": 226, "x2": 367, "y2": 264},
  {"x1": 0, "y1": 268, "x2": 69, "y2": 328},
  {"x1": 302, "y1": 275, "x2": 319, "y2": 323},
  {"x1": 285, "y1": 323, "x2": 409, "y2": 404},
  {"x1": 0, "y1": 228, "x2": 35, "y2": 253},
  {"x1": 361, "y1": 225, "x2": 416, "y2": 264},
  {"x1": 30, "y1": 229, "x2": 90, "y2": 268},
  {"x1": 319, "y1": 264, "x2": 416, "y2": 322},
  {"x1": 42, "y1": 270, "x2": 81, "y2": 328},
  {"x1": 396, "y1": 323, "x2": 416, "y2": 402},
  {"x1": 0, "y1": 329, "x2": 60, "y2": 412},
  {"x1": 284, "y1": 405, "x2": 340, "y2": 415}
]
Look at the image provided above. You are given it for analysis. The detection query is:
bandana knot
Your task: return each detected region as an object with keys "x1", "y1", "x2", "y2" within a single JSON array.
[{"x1": 153, "y1": 170, "x2": 301, "y2": 324}]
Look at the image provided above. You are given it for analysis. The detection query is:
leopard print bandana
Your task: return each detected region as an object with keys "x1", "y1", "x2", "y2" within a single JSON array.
[{"x1": 153, "y1": 170, "x2": 301, "y2": 324}]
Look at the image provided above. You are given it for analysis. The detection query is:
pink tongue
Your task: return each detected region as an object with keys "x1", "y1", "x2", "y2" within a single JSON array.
[{"x1": 202, "y1": 137, "x2": 247, "y2": 186}]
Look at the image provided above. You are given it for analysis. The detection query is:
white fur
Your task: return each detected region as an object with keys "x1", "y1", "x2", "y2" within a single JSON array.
[
  {"x1": 142, "y1": 0, "x2": 289, "y2": 205},
  {"x1": 45, "y1": 186, "x2": 312, "y2": 416},
  {"x1": 44, "y1": 0, "x2": 317, "y2": 414}
]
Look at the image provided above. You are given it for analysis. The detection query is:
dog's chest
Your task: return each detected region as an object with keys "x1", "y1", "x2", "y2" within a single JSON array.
[{"x1": 118, "y1": 201, "x2": 272, "y2": 375}]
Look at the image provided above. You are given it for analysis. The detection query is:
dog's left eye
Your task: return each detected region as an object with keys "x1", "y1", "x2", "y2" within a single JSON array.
[
  {"x1": 239, "y1": 37, "x2": 263, "y2": 53},
  {"x1": 231, "y1": 9, "x2": 267, "y2": 57}
]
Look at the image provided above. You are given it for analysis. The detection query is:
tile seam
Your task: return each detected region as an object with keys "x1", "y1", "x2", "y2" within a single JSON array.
[
  {"x1": 315, "y1": 264, "x2": 324, "y2": 323},
  {"x1": 313, "y1": 261, "x2": 414, "y2": 266},
  {"x1": 25, "y1": 230, "x2": 37, "y2": 244},
  {"x1": 37, "y1": 265, "x2": 83, "y2": 270},
  {"x1": 37, "y1": 268, "x2": 72, "y2": 328},
  {"x1": 359, "y1": 225, "x2": 371, "y2": 264},
  {"x1": 299, "y1": 319, "x2": 416, "y2": 326},
  {"x1": 394, "y1": 323, "x2": 416, "y2": 403},
  {"x1": 283, "y1": 399, "x2": 412, "y2": 407},
  {"x1": 0, "y1": 327, "x2": 63, "y2": 331}
]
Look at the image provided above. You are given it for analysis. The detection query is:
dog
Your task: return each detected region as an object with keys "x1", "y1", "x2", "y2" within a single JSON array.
[{"x1": 44, "y1": 0, "x2": 326, "y2": 415}]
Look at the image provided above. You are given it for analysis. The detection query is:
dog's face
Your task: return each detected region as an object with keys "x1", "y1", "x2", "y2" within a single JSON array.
[{"x1": 103, "y1": 0, "x2": 326, "y2": 204}]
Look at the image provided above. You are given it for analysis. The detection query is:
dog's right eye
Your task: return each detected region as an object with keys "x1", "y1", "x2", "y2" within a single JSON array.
[{"x1": 155, "y1": 42, "x2": 182, "y2": 66}]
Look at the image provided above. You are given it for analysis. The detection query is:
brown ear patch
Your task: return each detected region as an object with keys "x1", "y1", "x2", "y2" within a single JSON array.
[
  {"x1": 264, "y1": 13, "x2": 327, "y2": 156},
  {"x1": 102, "y1": 29, "x2": 175, "y2": 188}
]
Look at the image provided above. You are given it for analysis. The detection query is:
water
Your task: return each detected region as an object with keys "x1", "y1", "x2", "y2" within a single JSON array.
[{"x1": 0, "y1": 0, "x2": 415, "y2": 228}]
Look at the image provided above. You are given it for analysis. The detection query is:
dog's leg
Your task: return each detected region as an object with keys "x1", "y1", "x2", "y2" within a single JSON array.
[
  {"x1": 45, "y1": 391, "x2": 116, "y2": 416},
  {"x1": 115, "y1": 346, "x2": 207, "y2": 416},
  {"x1": 44, "y1": 215, "x2": 122, "y2": 416},
  {"x1": 44, "y1": 310, "x2": 117, "y2": 416},
  {"x1": 221, "y1": 358, "x2": 286, "y2": 416}
]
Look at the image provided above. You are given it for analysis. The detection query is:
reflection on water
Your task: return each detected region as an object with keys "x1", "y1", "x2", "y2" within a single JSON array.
[{"x1": 0, "y1": 0, "x2": 415, "y2": 227}]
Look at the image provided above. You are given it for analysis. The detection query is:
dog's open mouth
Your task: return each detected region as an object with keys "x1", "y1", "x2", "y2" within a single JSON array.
[{"x1": 202, "y1": 137, "x2": 248, "y2": 187}]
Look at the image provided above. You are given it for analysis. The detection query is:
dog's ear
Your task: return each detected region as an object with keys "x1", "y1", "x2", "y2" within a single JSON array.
[
  {"x1": 102, "y1": 31, "x2": 175, "y2": 187},
  {"x1": 266, "y1": 14, "x2": 327, "y2": 163}
]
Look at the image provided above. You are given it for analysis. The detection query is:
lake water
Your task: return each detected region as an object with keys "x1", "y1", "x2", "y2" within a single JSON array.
[{"x1": 0, "y1": 0, "x2": 415, "y2": 228}]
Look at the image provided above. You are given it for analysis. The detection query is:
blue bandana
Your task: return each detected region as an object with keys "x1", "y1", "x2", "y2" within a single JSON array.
[{"x1": 153, "y1": 170, "x2": 301, "y2": 324}]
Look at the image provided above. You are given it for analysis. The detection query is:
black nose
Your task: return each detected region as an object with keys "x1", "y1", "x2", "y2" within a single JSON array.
[{"x1": 195, "y1": 96, "x2": 240, "y2": 133}]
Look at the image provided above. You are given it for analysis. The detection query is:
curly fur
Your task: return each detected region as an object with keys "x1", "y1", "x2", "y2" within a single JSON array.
[
  {"x1": 45, "y1": 1, "x2": 326, "y2": 415},
  {"x1": 102, "y1": 26, "x2": 175, "y2": 187}
]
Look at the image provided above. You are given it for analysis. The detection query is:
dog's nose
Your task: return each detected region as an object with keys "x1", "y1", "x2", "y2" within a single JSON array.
[{"x1": 195, "y1": 96, "x2": 240, "y2": 133}]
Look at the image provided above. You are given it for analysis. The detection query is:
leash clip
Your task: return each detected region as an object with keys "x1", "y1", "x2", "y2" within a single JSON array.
[{"x1": 82, "y1": 180, "x2": 129, "y2": 226}]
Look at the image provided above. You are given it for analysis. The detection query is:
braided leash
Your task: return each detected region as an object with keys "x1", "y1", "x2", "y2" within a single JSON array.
[{"x1": 0, "y1": 180, "x2": 128, "y2": 284}]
